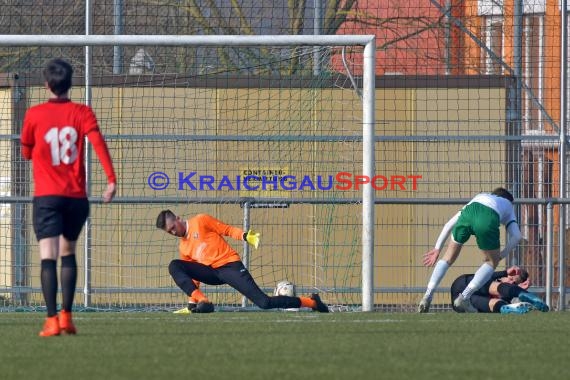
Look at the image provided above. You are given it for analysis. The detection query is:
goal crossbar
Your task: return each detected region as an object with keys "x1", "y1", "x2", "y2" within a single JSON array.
[
  {"x1": 0, "y1": 34, "x2": 376, "y2": 312},
  {"x1": 0, "y1": 34, "x2": 374, "y2": 47}
]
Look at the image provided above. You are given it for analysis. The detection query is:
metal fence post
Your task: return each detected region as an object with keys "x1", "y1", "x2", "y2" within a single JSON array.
[
  {"x1": 546, "y1": 202, "x2": 553, "y2": 309},
  {"x1": 242, "y1": 200, "x2": 251, "y2": 308}
]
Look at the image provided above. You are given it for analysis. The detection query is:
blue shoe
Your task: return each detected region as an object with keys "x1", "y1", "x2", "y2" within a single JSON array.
[
  {"x1": 500, "y1": 302, "x2": 531, "y2": 314},
  {"x1": 519, "y1": 292, "x2": 549, "y2": 312}
]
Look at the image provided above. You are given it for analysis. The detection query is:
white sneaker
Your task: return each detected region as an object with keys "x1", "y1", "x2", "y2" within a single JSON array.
[
  {"x1": 453, "y1": 294, "x2": 478, "y2": 313},
  {"x1": 418, "y1": 295, "x2": 432, "y2": 313}
]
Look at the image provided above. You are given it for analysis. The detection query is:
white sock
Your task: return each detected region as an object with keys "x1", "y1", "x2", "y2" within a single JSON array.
[
  {"x1": 461, "y1": 263, "x2": 495, "y2": 299},
  {"x1": 424, "y1": 260, "x2": 449, "y2": 299}
]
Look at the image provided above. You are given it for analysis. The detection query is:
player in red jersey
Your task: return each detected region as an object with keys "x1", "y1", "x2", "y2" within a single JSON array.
[
  {"x1": 156, "y1": 210, "x2": 329, "y2": 313},
  {"x1": 21, "y1": 58, "x2": 117, "y2": 337}
]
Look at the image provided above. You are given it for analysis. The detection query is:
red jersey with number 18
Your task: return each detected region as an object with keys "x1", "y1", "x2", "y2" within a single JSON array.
[{"x1": 21, "y1": 98, "x2": 116, "y2": 198}]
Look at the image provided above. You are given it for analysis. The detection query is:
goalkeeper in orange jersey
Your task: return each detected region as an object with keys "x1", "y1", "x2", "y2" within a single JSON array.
[{"x1": 156, "y1": 210, "x2": 329, "y2": 313}]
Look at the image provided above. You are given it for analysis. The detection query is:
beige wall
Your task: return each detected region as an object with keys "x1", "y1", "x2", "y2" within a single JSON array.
[
  {"x1": 0, "y1": 88, "x2": 12, "y2": 294},
  {"x1": 2, "y1": 85, "x2": 506, "y2": 305},
  {"x1": 375, "y1": 87, "x2": 506, "y2": 302}
]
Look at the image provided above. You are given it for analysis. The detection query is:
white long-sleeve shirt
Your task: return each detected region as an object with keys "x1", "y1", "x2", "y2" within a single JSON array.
[{"x1": 434, "y1": 193, "x2": 521, "y2": 257}]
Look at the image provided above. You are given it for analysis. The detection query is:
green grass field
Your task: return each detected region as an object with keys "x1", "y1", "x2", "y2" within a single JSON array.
[{"x1": 0, "y1": 311, "x2": 568, "y2": 380}]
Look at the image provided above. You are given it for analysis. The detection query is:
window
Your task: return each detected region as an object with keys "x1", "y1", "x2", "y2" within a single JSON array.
[
  {"x1": 482, "y1": 16, "x2": 504, "y2": 74},
  {"x1": 523, "y1": 15, "x2": 543, "y2": 131}
]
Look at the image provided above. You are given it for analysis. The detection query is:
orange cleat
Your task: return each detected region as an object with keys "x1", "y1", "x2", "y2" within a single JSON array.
[
  {"x1": 59, "y1": 310, "x2": 77, "y2": 335},
  {"x1": 39, "y1": 315, "x2": 61, "y2": 337}
]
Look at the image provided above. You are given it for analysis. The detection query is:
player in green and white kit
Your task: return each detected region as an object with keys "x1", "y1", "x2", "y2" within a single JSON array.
[{"x1": 418, "y1": 187, "x2": 522, "y2": 313}]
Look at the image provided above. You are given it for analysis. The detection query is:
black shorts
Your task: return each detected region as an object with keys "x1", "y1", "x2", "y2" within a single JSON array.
[
  {"x1": 450, "y1": 274, "x2": 471, "y2": 309},
  {"x1": 32, "y1": 196, "x2": 89, "y2": 241}
]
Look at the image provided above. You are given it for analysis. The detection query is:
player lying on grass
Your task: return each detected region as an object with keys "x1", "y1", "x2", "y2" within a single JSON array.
[
  {"x1": 156, "y1": 210, "x2": 329, "y2": 313},
  {"x1": 419, "y1": 187, "x2": 522, "y2": 313},
  {"x1": 450, "y1": 266, "x2": 549, "y2": 313}
]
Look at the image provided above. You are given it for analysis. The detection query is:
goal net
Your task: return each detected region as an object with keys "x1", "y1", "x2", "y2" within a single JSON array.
[{"x1": 0, "y1": 35, "x2": 375, "y2": 312}]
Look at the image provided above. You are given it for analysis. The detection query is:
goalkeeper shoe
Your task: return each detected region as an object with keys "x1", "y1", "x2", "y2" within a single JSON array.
[
  {"x1": 311, "y1": 293, "x2": 329, "y2": 313},
  {"x1": 519, "y1": 292, "x2": 549, "y2": 312},
  {"x1": 173, "y1": 301, "x2": 199, "y2": 314},
  {"x1": 59, "y1": 310, "x2": 77, "y2": 335},
  {"x1": 194, "y1": 301, "x2": 215, "y2": 313},
  {"x1": 418, "y1": 295, "x2": 432, "y2": 313},
  {"x1": 500, "y1": 302, "x2": 531, "y2": 314},
  {"x1": 453, "y1": 294, "x2": 478, "y2": 313},
  {"x1": 39, "y1": 316, "x2": 61, "y2": 337}
]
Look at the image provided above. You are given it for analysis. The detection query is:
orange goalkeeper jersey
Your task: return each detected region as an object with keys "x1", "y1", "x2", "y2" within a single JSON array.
[{"x1": 178, "y1": 213, "x2": 244, "y2": 268}]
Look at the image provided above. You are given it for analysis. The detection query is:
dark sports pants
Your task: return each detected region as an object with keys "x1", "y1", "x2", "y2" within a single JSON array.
[{"x1": 168, "y1": 260, "x2": 302, "y2": 309}]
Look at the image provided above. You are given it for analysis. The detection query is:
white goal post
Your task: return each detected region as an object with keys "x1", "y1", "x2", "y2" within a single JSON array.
[{"x1": 0, "y1": 34, "x2": 376, "y2": 311}]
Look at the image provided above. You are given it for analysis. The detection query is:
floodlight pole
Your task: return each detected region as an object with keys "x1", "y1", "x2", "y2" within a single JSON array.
[
  {"x1": 113, "y1": 0, "x2": 124, "y2": 74},
  {"x1": 559, "y1": 0, "x2": 568, "y2": 311}
]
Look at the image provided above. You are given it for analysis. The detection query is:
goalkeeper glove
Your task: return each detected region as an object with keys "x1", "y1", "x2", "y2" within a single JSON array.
[{"x1": 243, "y1": 229, "x2": 260, "y2": 249}]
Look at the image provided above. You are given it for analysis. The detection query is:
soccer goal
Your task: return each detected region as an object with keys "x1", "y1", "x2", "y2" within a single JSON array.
[{"x1": 0, "y1": 34, "x2": 376, "y2": 312}]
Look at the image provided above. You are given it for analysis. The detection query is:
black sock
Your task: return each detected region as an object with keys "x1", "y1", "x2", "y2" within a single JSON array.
[
  {"x1": 41, "y1": 259, "x2": 58, "y2": 317},
  {"x1": 60, "y1": 255, "x2": 77, "y2": 312},
  {"x1": 492, "y1": 299, "x2": 509, "y2": 313},
  {"x1": 497, "y1": 283, "x2": 524, "y2": 300}
]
